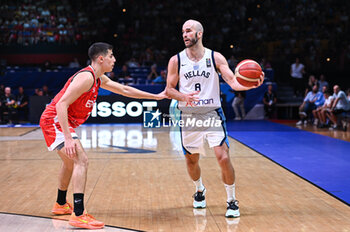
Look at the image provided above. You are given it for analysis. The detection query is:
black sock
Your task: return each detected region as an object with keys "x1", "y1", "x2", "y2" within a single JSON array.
[
  {"x1": 73, "y1": 193, "x2": 84, "y2": 216},
  {"x1": 57, "y1": 189, "x2": 67, "y2": 205}
]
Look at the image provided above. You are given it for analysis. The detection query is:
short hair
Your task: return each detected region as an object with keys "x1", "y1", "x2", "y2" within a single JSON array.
[{"x1": 88, "y1": 42, "x2": 113, "y2": 61}]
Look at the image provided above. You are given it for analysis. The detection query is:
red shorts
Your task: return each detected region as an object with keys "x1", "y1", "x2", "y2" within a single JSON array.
[{"x1": 40, "y1": 119, "x2": 78, "y2": 151}]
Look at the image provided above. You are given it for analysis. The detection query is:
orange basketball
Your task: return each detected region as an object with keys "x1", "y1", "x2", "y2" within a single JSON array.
[{"x1": 235, "y1": 59, "x2": 263, "y2": 87}]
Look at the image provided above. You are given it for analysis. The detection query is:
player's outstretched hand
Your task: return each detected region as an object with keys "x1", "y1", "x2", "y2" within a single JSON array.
[
  {"x1": 185, "y1": 91, "x2": 200, "y2": 107},
  {"x1": 155, "y1": 90, "x2": 170, "y2": 100}
]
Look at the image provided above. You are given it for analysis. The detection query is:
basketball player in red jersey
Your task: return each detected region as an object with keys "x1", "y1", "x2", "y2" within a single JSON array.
[{"x1": 40, "y1": 42, "x2": 166, "y2": 229}]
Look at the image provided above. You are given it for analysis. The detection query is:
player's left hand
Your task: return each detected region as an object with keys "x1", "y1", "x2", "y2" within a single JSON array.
[{"x1": 252, "y1": 71, "x2": 265, "y2": 88}]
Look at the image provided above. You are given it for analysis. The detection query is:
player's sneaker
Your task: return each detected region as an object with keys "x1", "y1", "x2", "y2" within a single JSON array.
[
  {"x1": 69, "y1": 211, "x2": 104, "y2": 229},
  {"x1": 193, "y1": 188, "x2": 206, "y2": 208},
  {"x1": 225, "y1": 200, "x2": 240, "y2": 218},
  {"x1": 51, "y1": 202, "x2": 73, "y2": 215}
]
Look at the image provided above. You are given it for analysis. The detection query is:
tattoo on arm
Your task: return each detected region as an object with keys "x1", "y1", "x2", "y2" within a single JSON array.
[{"x1": 222, "y1": 74, "x2": 229, "y2": 82}]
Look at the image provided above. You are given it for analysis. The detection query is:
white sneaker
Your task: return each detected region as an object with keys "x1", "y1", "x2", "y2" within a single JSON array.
[
  {"x1": 329, "y1": 124, "x2": 337, "y2": 130},
  {"x1": 313, "y1": 119, "x2": 318, "y2": 125},
  {"x1": 225, "y1": 200, "x2": 240, "y2": 218},
  {"x1": 304, "y1": 120, "x2": 308, "y2": 125},
  {"x1": 193, "y1": 188, "x2": 206, "y2": 208},
  {"x1": 296, "y1": 120, "x2": 303, "y2": 125}
]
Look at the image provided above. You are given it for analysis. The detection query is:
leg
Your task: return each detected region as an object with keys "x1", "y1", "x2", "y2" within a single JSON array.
[
  {"x1": 70, "y1": 139, "x2": 89, "y2": 195},
  {"x1": 51, "y1": 149, "x2": 74, "y2": 215},
  {"x1": 186, "y1": 153, "x2": 206, "y2": 208},
  {"x1": 63, "y1": 140, "x2": 104, "y2": 229},
  {"x1": 319, "y1": 109, "x2": 326, "y2": 124},
  {"x1": 185, "y1": 153, "x2": 201, "y2": 182},
  {"x1": 328, "y1": 111, "x2": 337, "y2": 126},
  {"x1": 213, "y1": 143, "x2": 240, "y2": 217},
  {"x1": 213, "y1": 143, "x2": 234, "y2": 185},
  {"x1": 312, "y1": 109, "x2": 318, "y2": 120},
  {"x1": 57, "y1": 139, "x2": 88, "y2": 216},
  {"x1": 57, "y1": 149, "x2": 74, "y2": 191}
]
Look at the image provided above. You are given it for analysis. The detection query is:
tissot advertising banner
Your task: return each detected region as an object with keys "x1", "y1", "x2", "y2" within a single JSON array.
[
  {"x1": 29, "y1": 95, "x2": 171, "y2": 124},
  {"x1": 86, "y1": 95, "x2": 171, "y2": 124}
]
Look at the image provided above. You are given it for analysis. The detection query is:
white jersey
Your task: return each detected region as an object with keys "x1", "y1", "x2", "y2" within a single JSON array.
[{"x1": 177, "y1": 48, "x2": 221, "y2": 113}]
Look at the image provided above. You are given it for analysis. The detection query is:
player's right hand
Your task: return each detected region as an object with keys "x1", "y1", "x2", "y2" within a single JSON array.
[
  {"x1": 64, "y1": 138, "x2": 77, "y2": 159},
  {"x1": 184, "y1": 91, "x2": 200, "y2": 107}
]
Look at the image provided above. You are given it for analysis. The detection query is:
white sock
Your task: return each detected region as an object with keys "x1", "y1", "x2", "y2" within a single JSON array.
[
  {"x1": 193, "y1": 177, "x2": 205, "y2": 192},
  {"x1": 224, "y1": 183, "x2": 235, "y2": 202}
]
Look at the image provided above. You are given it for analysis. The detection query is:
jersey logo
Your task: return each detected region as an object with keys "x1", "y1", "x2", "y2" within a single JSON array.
[
  {"x1": 184, "y1": 70, "x2": 210, "y2": 80},
  {"x1": 85, "y1": 100, "x2": 95, "y2": 108},
  {"x1": 206, "y1": 58, "x2": 211, "y2": 67}
]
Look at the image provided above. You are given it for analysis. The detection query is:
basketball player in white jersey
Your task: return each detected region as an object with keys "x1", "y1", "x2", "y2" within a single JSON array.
[{"x1": 166, "y1": 19, "x2": 264, "y2": 217}]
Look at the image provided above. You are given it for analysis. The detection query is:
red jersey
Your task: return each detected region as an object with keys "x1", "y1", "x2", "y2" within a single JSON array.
[{"x1": 40, "y1": 66, "x2": 100, "y2": 128}]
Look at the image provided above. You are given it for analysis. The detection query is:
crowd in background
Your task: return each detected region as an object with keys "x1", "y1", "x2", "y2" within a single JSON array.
[
  {"x1": 1, "y1": 0, "x2": 350, "y2": 78},
  {"x1": 0, "y1": 0, "x2": 350, "y2": 125}
]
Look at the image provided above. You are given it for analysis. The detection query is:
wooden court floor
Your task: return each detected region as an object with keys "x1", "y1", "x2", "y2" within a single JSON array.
[{"x1": 0, "y1": 125, "x2": 349, "y2": 232}]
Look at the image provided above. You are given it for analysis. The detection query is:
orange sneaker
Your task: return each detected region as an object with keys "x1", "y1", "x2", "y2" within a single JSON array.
[
  {"x1": 51, "y1": 202, "x2": 73, "y2": 215},
  {"x1": 69, "y1": 211, "x2": 104, "y2": 229}
]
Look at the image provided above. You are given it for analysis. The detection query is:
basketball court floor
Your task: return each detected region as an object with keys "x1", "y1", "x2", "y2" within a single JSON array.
[{"x1": 0, "y1": 121, "x2": 349, "y2": 231}]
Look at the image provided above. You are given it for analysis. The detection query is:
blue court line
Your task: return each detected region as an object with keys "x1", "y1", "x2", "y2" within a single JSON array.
[{"x1": 226, "y1": 120, "x2": 350, "y2": 206}]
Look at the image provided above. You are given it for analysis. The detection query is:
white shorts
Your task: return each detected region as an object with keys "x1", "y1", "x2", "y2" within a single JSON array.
[
  {"x1": 40, "y1": 120, "x2": 78, "y2": 151},
  {"x1": 179, "y1": 108, "x2": 229, "y2": 155}
]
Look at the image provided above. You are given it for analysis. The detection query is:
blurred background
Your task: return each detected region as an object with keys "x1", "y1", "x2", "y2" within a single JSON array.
[{"x1": 0, "y1": 0, "x2": 349, "y2": 124}]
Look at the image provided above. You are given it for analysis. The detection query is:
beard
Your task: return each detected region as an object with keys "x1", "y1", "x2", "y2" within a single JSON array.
[{"x1": 185, "y1": 33, "x2": 198, "y2": 48}]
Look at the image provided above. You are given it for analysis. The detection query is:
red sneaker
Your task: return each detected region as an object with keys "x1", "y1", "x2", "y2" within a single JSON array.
[
  {"x1": 51, "y1": 202, "x2": 73, "y2": 215},
  {"x1": 69, "y1": 211, "x2": 104, "y2": 229}
]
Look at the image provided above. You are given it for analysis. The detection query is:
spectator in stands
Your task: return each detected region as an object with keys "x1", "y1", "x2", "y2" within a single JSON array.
[
  {"x1": 346, "y1": 89, "x2": 350, "y2": 101},
  {"x1": 126, "y1": 57, "x2": 140, "y2": 68},
  {"x1": 34, "y1": 88, "x2": 44, "y2": 96},
  {"x1": 313, "y1": 91, "x2": 333, "y2": 127},
  {"x1": 106, "y1": 71, "x2": 117, "y2": 82},
  {"x1": 318, "y1": 74, "x2": 329, "y2": 92},
  {"x1": 42, "y1": 60, "x2": 53, "y2": 72},
  {"x1": 296, "y1": 84, "x2": 323, "y2": 125},
  {"x1": 321, "y1": 85, "x2": 328, "y2": 94},
  {"x1": 118, "y1": 64, "x2": 133, "y2": 84},
  {"x1": 42, "y1": 85, "x2": 53, "y2": 97},
  {"x1": 152, "y1": 70, "x2": 167, "y2": 85},
  {"x1": 16, "y1": 86, "x2": 29, "y2": 122},
  {"x1": 232, "y1": 91, "x2": 246, "y2": 120},
  {"x1": 0, "y1": 87, "x2": 16, "y2": 124},
  {"x1": 118, "y1": 64, "x2": 131, "y2": 79},
  {"x1": 263, "y1": 84, "x2": 277, "y2": 119},
  {"x1": 147, "y1": 64, "x2": 158, "y2": 81},
  {"x1": 304, "y1": 75, "x2": 318, "y2": 97},
  {"x1": 68, "y1": 58, "x2": 81, "y2": 68},
  {"x1": 259, "y1": 58, "x2": 272, "y2": 69},
  {"x1": 290, "y1": 57, "x2": 305, "y2": 97},
  {"x1": 326, "y1": 85, "x2": 350, "y2": 129}
]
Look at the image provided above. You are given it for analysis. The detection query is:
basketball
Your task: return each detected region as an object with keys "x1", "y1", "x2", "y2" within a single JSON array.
[{"x1": 234, "y1": 59, "x2": 263, "y2": 87}]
